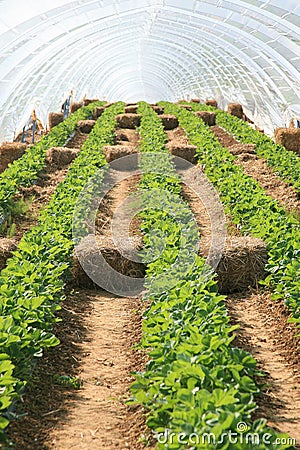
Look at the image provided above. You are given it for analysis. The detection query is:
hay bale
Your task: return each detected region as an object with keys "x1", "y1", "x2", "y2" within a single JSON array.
[
  {"x1": 124, "y1": 105, "x2": 139, "y2": 114},
  {"x1": 179, "y1": 105, "x2": 192, "y2": 111},
  {"x1": 83, "y1": 98, "x2": 99, "y2": 106},
  {"x1": 103, "y1": 145, "x2": 138, "y2": 163},
  {"x1": 72, "y1": 235, "x2": 145, "y2": 289},
  {"x1": 205, "y1": 99, "x2": 218, "y2": 108},
  {"x1": 216, "y1": 237, "x2": 267, "y2": 293},
  {"x1": 70, "y1": 102, "x2": 82, "y2": 114},
  {"x1": 191, "y1": 98, "x2": 201, "y2": 103},
  {"x1": 228, "y1": 103, "x2": 244, "y2": 119},
  {"x1": 274, "y1": 128, "x2": 300, "y2": 154},
  {"x1": 228, "y1": 144, "x2": 256, "y2": 155},
  {"x1": 0, "y1": 238, "x2": 17, "y2": 271},
  {"x1": 94, "y1": 106, "x2": 106, "y2": 119},
  {"x1": 151, "y1": 106, "x2": 164, "y2": 115},
  {"x1": 77, "y1": 119, "x2": 96, "y2": 134},
  {"x1": 46, "y1": 147, "x2": 79, "y2": 169},
  {"x1": 114, "y1": 129, "x2": 139, "y2": 144},
  {"x1": 166, "y1": 127, "x2": 189, "y2": 144},
  {"x1": 161, "y1": 115, "x2": 179, "y2": 130},
  {"x1": 48, "y1": 112, "x2": 64, "y2": 130},
  {"x1": 167, "y1": 142, "x2": 197, "y2": 164},
  {"x1": 116, "y1": 114, "x2": 141, "y2": 129},
  {"x1": 0, "y1": 142, "x2": 28, "y2": 172},
  {"x1": 194, "y1": 111, "x2": 216, "y2": 126}
]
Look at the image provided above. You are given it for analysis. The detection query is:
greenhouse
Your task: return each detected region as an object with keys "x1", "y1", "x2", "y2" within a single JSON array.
[{"x1": 0, "y1": 1, "x2": 299, "y2": 449}]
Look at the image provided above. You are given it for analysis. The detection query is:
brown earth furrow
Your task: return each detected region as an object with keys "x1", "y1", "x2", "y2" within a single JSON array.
[
  {"x1": 46, "y1": 292, "x2": 148, "y2": 450},
  {"x1": 226, "y1": 291, "x2": 300, "y2": 446},
  {"x1": 211, "y1": 125, "x2": 300, "y2": 213}
]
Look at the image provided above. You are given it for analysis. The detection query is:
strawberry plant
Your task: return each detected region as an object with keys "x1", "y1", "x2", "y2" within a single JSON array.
[
  {"x1": 188, "y1": 101, "x2": 300, "y2": 193},
  {"x1": 0, "y1": 101, "x2": 104, "y2": 224},
  {"x1": 0, "y1": 102, "x2": 125, "y2": 442},
  {"x1": 161, "y1": 102, "x2": 300, "y2": 325},
  {"x1": 130, "y1": 103, "x2": 294, "y2": 449}
]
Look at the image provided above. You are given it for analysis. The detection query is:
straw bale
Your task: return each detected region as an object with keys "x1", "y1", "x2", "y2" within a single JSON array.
[
  {"x1": 274, "y1": 128, "x2": 300, "y2": 154},
  {"x1": 116, "y1": 114, "x2": 141, "y2": 129},
  {"x1": 228, "y1": 103, "x2": 244, "y2": 119},
  {"x1": 0, "y1": 238, "x2": 17, "y2": 271},
  {"x1": 0, "y1": 142, "x2": 27, "y2": 172},
  {"x1": 194, "y1": 111, "x2": 216, "y2": 126},
  {"x1": 83, "y1": 98, "x2": 99, "y2": 106},
  {"x1": 114, "y1": 129, "x2": 139, "y2": 144},
  {"x1": 46, "y1": 147, "x2": 79, "y2": 168},
  {"x1": 94, "y1": 106, "x2": 106, "y2": 119},
  {"x1": 124, "y1": 105, "x2": 139, "y2": 114},
  {"x1": 77, "y1": 119, "x2": 96, "y2": 134},
  {"x1": 161, "y1": 115, "x2": 179, "y2": 130},
  {"x1": 103, "y1": 145, "x2": 138, "y2": 163},
  {"x1": 70, "y1": 102, "x2": 82, "y2": 114},
  {"x1": 48, "y1": 112, "x2": 64, "y2": 130},
  {"x1": 166, "y1": 127, "x2": 189, "y2": 144},
  {"x1": 179, "y1": 105, "x2": 192, "y2": 111},
  {"x1": 205, "y1": 99, "x2": 218, "y2": 108},
  {"x1": 167, "y1": 142, "x2": 197, "y2": 164},
  {"x1": 72, "y1": 235, "x2": 145, "y2": 289},
  {"x1": 216, "y1": 236, "x2": 267, "y2": 293},
  {"x1": 151, "y1": 106, "x2": 164, "y2": 115}
]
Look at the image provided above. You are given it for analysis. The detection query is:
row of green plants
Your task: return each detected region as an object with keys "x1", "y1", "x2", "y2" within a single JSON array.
[
  {"x1": 130, "y1": 102, "x2": 293, "y2": 449},
  {"x1": 0, "y1": 101, "x2": 103, "y2": 223},
  {"x1": 187, "y1": 101, "x2": 300, "y2": 193},
  {"x1": 161, "y1": 102, "x2": 300, "y2": 324},
  {"x1": 0, "y1": 102, "x2": 125, "y2": 442}
]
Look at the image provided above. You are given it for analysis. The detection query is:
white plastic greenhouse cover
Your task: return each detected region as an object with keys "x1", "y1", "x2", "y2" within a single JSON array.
[{"x1": 0, "y1": 0, "x2": 299, "y2": 140}]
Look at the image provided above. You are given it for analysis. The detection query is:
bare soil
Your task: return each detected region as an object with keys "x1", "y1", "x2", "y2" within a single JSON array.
[
  {"x1": 5, "y1": 290, "x2": 151, "y2": 450},
  {"x1": 227, "y1": 291, "x2": 300, "y2": 445},
  {"x1": 46, "y1": 291, "x2": 149, "y2": 450},
  {"x1": 211, "y1": 125, "x2": 300, "y2": 213}
]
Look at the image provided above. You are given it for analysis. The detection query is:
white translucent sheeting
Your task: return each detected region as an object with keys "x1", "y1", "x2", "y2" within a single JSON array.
[{"x1": 0, "y1": 0, "x2": 299, "y2": 141}]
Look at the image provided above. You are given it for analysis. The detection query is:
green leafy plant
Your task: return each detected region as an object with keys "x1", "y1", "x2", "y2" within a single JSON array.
[
  {"x1": 129, "y1": 103, "x2": 294, "y2": 449},
  {"x1": 53, "y1": 374, "x2": 81, "y2": 389},
  {"x1": 0, "y1": 101, "x2": 104, "y2": 222},
  {"x1": 0, "y1": 102, "x2": 125, "y2": 441},
  {"x1": 188, "y1": 101, "x2": 300, "y2": 193},
  {"x1": 161, "y1": 102, "x2": 300, "y2": 325}
]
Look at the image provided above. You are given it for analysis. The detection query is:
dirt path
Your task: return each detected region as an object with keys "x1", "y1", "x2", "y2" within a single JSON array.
[
  {"x1": 6, "y1": 290, "x2": 149, "y2": 450},
  {"x1": 226, "y1": 291, "x2": 300, "y2": 445},
  {"x1": 46, "y1": 291, "x2": 147, "y2": 450},
  {"x1": 211, "y1": 125, "x2": 300, "y2": 213}
]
